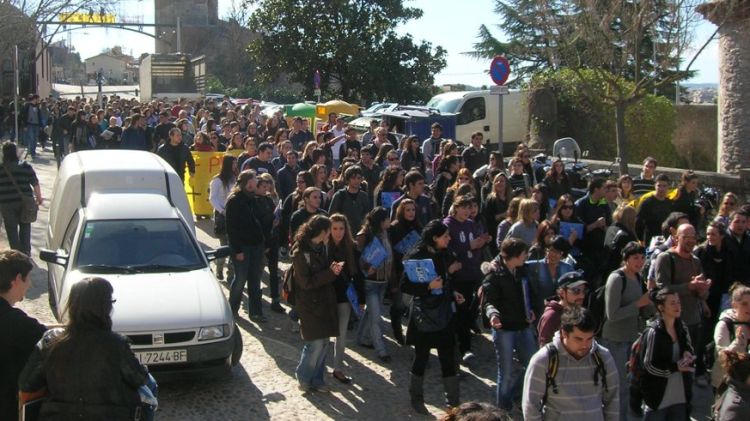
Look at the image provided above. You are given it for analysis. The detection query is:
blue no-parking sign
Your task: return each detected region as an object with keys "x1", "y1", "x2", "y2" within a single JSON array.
[{"x1": 490, "y1": 56, "x2": 511, "y2": 86}]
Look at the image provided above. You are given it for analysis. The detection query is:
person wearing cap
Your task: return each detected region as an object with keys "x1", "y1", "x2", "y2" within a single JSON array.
[
  {"x1": 600, "y1": 241, "x2": 654, "y2": 420},
  {"x1": 482, "y1": 238, "x2": 537, "y2": 410},
  {"x1": 536, "y1": 271, "x2": 588, "y2": 346},
  {"x1": 526, "y1": 235, "x2": 575, "y2": 319}
]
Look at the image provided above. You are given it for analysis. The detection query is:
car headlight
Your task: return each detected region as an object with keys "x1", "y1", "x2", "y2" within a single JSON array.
[{"x1": 198, "y1": 324, "x2": 229, "y2": 341}]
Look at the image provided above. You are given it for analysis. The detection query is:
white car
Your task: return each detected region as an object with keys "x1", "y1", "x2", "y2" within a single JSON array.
[{"x1": 40, "y1": 151, "x2": 241, "y2": 376}]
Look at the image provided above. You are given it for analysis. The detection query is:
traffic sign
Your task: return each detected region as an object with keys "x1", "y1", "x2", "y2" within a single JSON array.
[
  {"x1": 490, "y1": 56, "x2": 511, "y2": 86},
  {"x1": 490, "y1": 85, "x2": 509, "y2": 95}
]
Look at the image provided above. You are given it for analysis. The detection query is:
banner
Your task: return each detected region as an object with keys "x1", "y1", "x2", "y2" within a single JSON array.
[
  {"x1": 59, "y1": 12, "x2": 117, "y2": 24},
  {"x1": 184, "y1": 151, "x2": 226, "y2": 216}
]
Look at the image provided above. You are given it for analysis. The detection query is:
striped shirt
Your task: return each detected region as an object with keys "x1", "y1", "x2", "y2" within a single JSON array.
[
  {"x1": 0, "y1": 162, "x2": 39, "y2": 205},
  {"x1": 523, "y1": 332, "x2": 620, "y2": 421},
  {"x1": 632, "y1": 174, "x2": 655, "y2": 198}
]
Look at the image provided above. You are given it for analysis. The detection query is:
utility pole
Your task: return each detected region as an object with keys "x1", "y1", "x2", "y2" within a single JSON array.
[
  {"x1": 13, "y1": 45, "x2": 20, "y2": 144},
  {"x1": 176, "y1": 16, "x2": 182, "y2": 53}
]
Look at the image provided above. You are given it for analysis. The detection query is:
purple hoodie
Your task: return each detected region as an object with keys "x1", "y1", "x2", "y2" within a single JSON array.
[{"x1": 443, "y1": 216, "x2": 483, "y2": 282}]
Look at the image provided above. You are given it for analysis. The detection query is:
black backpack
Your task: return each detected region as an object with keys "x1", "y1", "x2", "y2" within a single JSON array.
[
  {"x1": 589, "y1": 269, "x2": 643, "y2": 335},
  {"x1": 540, "y1": 343, "x2": 608, "y2": 412}
]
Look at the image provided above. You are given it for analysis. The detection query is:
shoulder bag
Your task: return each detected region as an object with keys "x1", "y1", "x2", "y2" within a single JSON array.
[{"x1": 2, "y1": 164, "x2": 38, "y2": 223}]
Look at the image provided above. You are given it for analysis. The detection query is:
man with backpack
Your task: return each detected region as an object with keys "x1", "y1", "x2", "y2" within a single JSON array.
[{"x1": 522, "y1": 306, "x2": 620, "y2": 421}]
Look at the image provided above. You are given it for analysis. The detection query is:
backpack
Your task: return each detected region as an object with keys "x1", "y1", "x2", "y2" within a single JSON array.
[
  {"x1": 705, "y1": 317, "x2": 750, "y2": 373},
  {"x1": 589, "y1": 269, "x2": 642, "y2": 335},
  {"x1": 627, "y1": 327, "x2": 649, "y2": 390},
  {"x1": 540, "y1": 343, "x2": 608, "y2": 412}
]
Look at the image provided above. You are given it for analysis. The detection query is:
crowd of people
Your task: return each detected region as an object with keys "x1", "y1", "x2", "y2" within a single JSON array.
[{"x1": 1, "y1": 92, "x2": 750, "y2": 420}]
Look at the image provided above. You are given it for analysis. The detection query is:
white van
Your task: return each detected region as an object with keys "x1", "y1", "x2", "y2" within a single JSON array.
[
  {"x1": 41, "y1": 150, "x2": 241, "y2": 376},
  {"x1": 426, "y1": 90, "x2": 528, "y2": 153}
]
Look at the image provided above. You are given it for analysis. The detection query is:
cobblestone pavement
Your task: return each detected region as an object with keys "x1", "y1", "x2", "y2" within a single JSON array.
[{"x1": 4, "y1": 148, "x2": 714, "y2": 420}]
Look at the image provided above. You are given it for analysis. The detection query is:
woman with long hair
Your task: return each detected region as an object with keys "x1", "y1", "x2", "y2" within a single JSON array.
[
  {"x1": 300, "y1": 141, "x2": 318, "y2": 170},
  {"x1": 227, "y1": 131, "x2": 244, "y2": 151},
  {"x1": 374, "y1": 143, "x2": 395, "y2": 168},
  {"x1": 432, "y1": 140, "x2": 459, "y2": 177},
  {"x1": 496, "y1": 197, "x2": 523, "y2": 248},
  {"x1": 225, "y1": 169, "x2": 268, "y2": 321},
  {"x1": 402, "y1": 219, "x2": 464, "y2": 413},
  {"x1": 209, "y1": 154, "x2": 238, "y2": 280},
  {"x1": 400, "y1": 135, "x2": 425, "y2": 174},
  {"x1": 291, "y1": 215, "x2": 342, "y2": 392},
  {"x1": 309, "y1": 163, "x2": 332, "y2": 208},
  {"x1": 256, "y1": 173, "x2": 285, "y2": 314},
  {"x1": 714, "y1": 350, "x2": 750, "y2": 419},
  {"x1": 639, "y1": 287, "x2": 695, "y2": 419},
  {"x1": 672, "y1": 170, "x2": 702, "y2": 228},
  {"x1": 483, "y1": 172, "x2": 513, "y2": 257},
  {"x1": 710, "y1": 283, "x2": 750, "y2": 389},
  {"x1": 356, "y1": 207, "x2": 394, "y2": 362},
  {"x1": 289, "y1": 187, "x2": 328, "y2": 241},
  {"x1": 442, "y1": 168, "x2": 476, "y2": 217},
  {"x1": 527, "y1": 220, "x2": 558, "y2": 261},
  {"x1": 374, "y1": 167, "x2": 404, "y2": 209},
  {"x1": 19, "y1": 277, "x2": 148, "y2": 420},
  {"x1": 617, "y1": 174, "x2": 636, "y2": 206},
  {"x1": 389, "y1": 199, "x2": 423, "y2": 345},
  {"x1": 543, "y1": 159, "x2": 571, "y2": 200},
  {"x1": 281, "y1": 171, "x2": 315, "y2": 249},
  {"x1": 433, "y1": 155, "x2": 461, "y2": 208},
  {"x1": 549, "y1": 193, "x2": 584, "y2": 252},
  {"x1": 603, "y1": 205, "x2": 639, "y2": 275},
  {"x1": 327, "y1": 213, "x2": 363, "y2": 384},
  {"x1": 715, "y1": 193, "x2": 740, "y2": 227},
  {"x1": 507, "y1": 198, "x2": 540, "y2": 246}
]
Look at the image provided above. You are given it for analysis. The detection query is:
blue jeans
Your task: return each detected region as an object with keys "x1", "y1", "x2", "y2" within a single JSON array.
[
  {"x1": 296, "y1": 338, "x2": 330, "y2": 388},
  {"x1": 25, "y1": 125, "x2": 39, "y2": 157},
  {"x1": 600, "y1": 338, "x2": 632, "y2": 420},
  {"x1": 492, "y1": 327, "x2": 538, "y2": 409},
  {"x1": 643, "y1": 403, "x2": 687, "y2": 420},
  {"x1": 228, "y1": 244, "x2": 265, "y2": 316},
  {"x1": 356, "y1": 280, "x2": 388, "y2": 356}
]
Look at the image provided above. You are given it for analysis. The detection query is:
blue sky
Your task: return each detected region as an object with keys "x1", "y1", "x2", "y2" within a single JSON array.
[{"x1": 51, "y1": 0, "x2": 719, "y2": 86}]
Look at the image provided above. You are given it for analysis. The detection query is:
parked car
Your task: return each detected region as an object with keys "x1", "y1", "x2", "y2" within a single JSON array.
[{"x1": 40, "y1": 150, "x2": 241, "y2": 377}]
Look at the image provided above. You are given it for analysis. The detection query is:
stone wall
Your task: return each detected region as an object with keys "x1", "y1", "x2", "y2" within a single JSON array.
[{"x1": 672, "y1": 104, "x2": 718, "y2": 171}]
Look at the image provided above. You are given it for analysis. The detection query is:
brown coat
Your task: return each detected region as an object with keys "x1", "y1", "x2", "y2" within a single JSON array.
[{"x1": 291, "y1": 239, "x2": 339, "y2": 341}]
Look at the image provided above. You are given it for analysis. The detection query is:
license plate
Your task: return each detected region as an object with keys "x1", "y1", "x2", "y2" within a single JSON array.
[{"x1": 135, "y1": 349, "x2": 187, "y2": 365}]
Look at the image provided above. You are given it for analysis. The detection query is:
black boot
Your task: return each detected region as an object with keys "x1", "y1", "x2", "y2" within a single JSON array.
[
  {"x1": 409, "y1": 373, "x2": 429, "y2": 414},
  {"x1": 443, "y1": 376, "x2": 460, "y2": 408}
]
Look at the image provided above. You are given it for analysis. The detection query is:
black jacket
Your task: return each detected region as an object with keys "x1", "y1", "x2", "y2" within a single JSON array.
[
  {"x1": 0, "y1": 298, "x2": 46, "y2": 421},
  {"x1": 19, "y1": 328, "x2": 147, "y2": 421},
  {"x1": 603, "y1": 222, "x2": 638, "y2": 275},
  {"x1": 157, "y1": 142, "x2": 195, "y2": 180},
  {"x1": 723, "y1": 230, "x2": 750, "y2": 285},
  {"x1": 481, "y1": 259, "x2": 533, "y2": 331},
  {"x1": 225, "y1": 191, "x2": 266, "y2": 252},
  {"x1": 640, "y1": 317, "x2": 694, "y2": 411},
  {"x1": 277, "y1": 164, "x2": 300, "y2": 201}
]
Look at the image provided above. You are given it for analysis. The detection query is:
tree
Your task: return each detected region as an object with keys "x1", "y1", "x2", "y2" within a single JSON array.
[
  {"x1": 0, "y1": 1, "x2": 114, "y2": 62},
  {"x1": 471, "y1": 0, "x2": 720, "y2": 174},
  {"x1": 245, "y1": 0, "x2": 447, "y2": 104}
]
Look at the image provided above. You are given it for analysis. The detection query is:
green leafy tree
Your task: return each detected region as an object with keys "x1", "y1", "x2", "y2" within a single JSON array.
[
  {"x1": 245, "y1": 0, "x2": 446, "y2": 104},
  {"x1": 470, "y1": 0, "x2": 718, "y2": 174}
]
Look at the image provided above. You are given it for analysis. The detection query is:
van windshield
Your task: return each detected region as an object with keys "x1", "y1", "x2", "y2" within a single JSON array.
[
  {"x1": 425, "y1": 97, "x2": 462, "y2": 114},
  {"x1": 75, "y1": 219, "x2": 204, "y2": 272}
]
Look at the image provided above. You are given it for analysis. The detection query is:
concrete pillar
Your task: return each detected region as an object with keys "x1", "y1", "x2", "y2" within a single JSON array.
[{"x1": 697, "y1": 1, "x2": 750, "y2": 173}]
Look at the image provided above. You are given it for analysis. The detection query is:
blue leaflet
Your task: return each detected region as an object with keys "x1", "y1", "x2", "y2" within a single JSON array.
[
  {"x1": 559, "y1": 221, "x2": 584, "y2": 241},
  {"x1": 381, "y1": 191, "x2": 402, "y2": 211},
  {"x1": 404, "y1": 259, "x2": 442, "y2": 295},
  {"x1": 346, "y1": 283, "x2": 362, "y2": 317},
  {"x1": 361, "y1": 236, "x2": 388, "y2": 273},
  {"x1": 393, "y1": 230, "x2": 420, "y2": 255}
]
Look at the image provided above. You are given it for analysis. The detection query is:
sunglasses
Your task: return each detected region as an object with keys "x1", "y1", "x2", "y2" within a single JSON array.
[
  {"x1": 561, "y1": 205, "x2": 574, "y2": 210},
  {"x1": 566, "y1": 286, "x2": 588, "y2": 295}
]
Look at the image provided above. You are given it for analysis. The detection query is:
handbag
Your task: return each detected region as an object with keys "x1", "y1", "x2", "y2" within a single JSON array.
[
  {"x1": 410, "y1": 293, "x2": 453, "y2": 333},
  {"x1": 213, "y1": 211, "x2": 226, "y2": 235},
  {"x1": 2, "y1": 164, "x2": 38, "y2": 223}
]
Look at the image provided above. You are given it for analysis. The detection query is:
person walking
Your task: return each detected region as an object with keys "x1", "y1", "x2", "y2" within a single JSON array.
[
  {"x1": 401, "y1": 220, "x2": 464, "y2": 413},
  {"x1": 0, "y1": 141, "x2": 43, "y2": 255},
  {"x1": 291, "y1": 215, "x2": 342, "y2": 392},
  {"x1": 209, "y1": 155, "x2": 237, "y2": 281}
]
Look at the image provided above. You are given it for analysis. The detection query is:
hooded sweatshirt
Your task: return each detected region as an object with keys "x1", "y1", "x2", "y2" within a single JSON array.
[
  {"x1": 537, "y1": 299, "x2": 564, "y2": 346},
  {"x1": 522, "y1": 331, "x2": 620, "y2": 421}
]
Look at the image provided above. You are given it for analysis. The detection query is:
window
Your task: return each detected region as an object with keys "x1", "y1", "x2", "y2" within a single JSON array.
[
  {"x1": 457, "y1": 97, "x2": 486, "y2": 125},
  {"x1": 62, "y1": 212, "x2": 81, "y2": 254}
]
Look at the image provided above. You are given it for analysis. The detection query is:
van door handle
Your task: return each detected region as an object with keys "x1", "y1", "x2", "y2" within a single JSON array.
[{"x1": 483, "y1": 126, "x2": 490, "y2": 131}]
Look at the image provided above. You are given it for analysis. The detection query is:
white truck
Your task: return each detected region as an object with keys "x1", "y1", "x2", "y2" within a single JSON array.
[{"x1": 425, "y1": 90, "x2": 528, "y2": 154}]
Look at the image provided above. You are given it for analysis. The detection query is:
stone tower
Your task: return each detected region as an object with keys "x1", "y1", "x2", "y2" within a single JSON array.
[
  {"x1": 697, "y1": 0, "x2": 750, "y2": 173},
  {"x1": 154, "y1": 0, "x2": 219, "y2": 54}
]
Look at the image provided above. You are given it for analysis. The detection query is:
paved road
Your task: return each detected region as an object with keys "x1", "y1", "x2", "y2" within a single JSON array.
[{"x1": 3, "y1": 147, "x2": 714, "y2": 420}]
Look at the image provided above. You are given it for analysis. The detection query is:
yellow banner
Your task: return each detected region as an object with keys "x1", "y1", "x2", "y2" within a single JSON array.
[
  {"x1": 184, "y1": 152, "x2": 227, "y2": 216},
  {"x1": 59, "y1": 12, "x2": 116, "y2": 24}
]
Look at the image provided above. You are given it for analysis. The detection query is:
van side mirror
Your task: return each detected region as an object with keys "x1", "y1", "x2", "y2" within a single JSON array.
[
  {"x1": 40, "y1": 248, "x2": 69, "y2": 266},
  {"x1": 206, "y1": 246, "x2": 232, "y2": 262}
]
